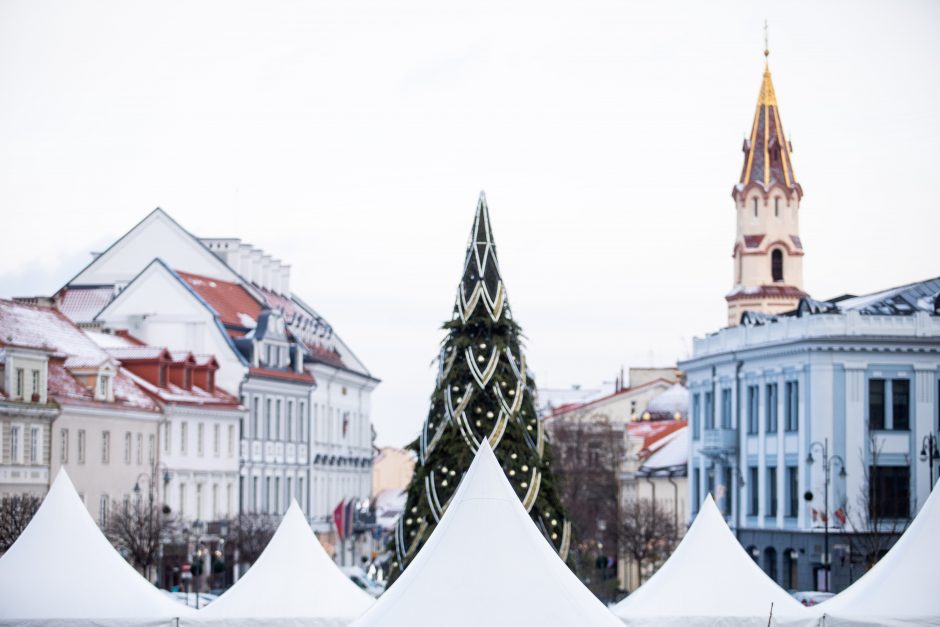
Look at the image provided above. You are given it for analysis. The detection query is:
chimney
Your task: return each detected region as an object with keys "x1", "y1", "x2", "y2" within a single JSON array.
[
  {"x1": 249, "y1": 248, "x2": 264, "y2": 286},
  {"x1": 261, "y1": 254, "x2": 273, "y2": 292},
  {"x1": 270, "y1": 260, "x2": 282, "y2": 295},
  {"x1": 280, "y1": 265, "x2": 291, "y2": 296}
]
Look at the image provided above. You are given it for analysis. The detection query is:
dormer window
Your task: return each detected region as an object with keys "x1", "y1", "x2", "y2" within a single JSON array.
[
  {"x1": 207, "y1": 371, "x2": 215, "y2": 393},
  {"x1": 15, "y1": 368, "x2": 24, "y2": 399},
  {"x1": 159, "y1": 365, "x2": 167, "y2": 388},
  {"x1": 183, "y1": 367, "x2": 192, "y2": 390},
  {"x1": 97, "y1": 374, "x2": 112, "y2": 400}
]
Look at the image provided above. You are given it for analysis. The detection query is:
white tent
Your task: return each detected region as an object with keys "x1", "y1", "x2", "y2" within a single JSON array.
[
  {"x1": 351, "y1": 441, "x2": 624, "y2": 627},
  {"x1": 185, "y1": 500, "x2": 373, "y2": 626},
  {"x1": 0, "y1": 469, "x2": 192, "y2": 626},
  {"x1": 613, "y1": 495, "x2": 811, "y2": 626},
  {"x1": 813, "y1": 484, "x2": 940, "y2": 626}
]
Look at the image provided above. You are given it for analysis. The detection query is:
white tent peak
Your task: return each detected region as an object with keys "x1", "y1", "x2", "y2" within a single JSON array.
[
  {"x1": 814, "y1": 483, "x2": 940, "y2": 622},
  {"x1": 351, "y1": 440, "x2": 623, "y2": 627},
  {"x1": 194, "y1": 498, "x2": 373, "y2": 622},
  {"x1": 0, "y1": 467, "x2": 192, "y2": 621},
  {"x1": 613, "y1": 490, "x2": 808, "y2": 623}
]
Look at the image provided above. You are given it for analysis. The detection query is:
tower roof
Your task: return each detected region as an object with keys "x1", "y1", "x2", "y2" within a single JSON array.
[{"x1": 736, "y1": 57, "x2": 802, "y2": 199}]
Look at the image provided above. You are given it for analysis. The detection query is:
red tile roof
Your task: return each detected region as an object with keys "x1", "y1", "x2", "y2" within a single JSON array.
[
  {"x1": 743, "y1": 234, "x2": 765, "y2": 249},
  {"x1": 726, "y1": 284, "x2": 808, "y2": 301},
  {"x1": 177, "y1": 271, "x2": 263, "y2": 330},
  {"x1": 627, "y1": 419, "x2": 687, "y2": 458},
  {"x1": 248, "y1": 367, "x2": 316, "y2": 385},
  {"x1": 546, "y1": 377, "x2": 676, "y2": 418}
]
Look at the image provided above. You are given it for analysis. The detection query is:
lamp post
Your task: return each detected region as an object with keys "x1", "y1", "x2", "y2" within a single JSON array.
[
  {"x1": 133, "y1": 465, "x2": 171, "y2": 587},
  {"x1": 807, "y1": 438, "x2": 846, "y2": 592},
  {"x1": 920, "y1": 434, "x2": 939, "y2": 490},
  {"x1": 191, "y1": 519, "x2": 206, "y2": 609}
]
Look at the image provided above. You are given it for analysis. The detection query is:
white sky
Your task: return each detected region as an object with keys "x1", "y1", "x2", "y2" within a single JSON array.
[{"x1": 1, "y1": 0, "x2": 938, "y2": 447}]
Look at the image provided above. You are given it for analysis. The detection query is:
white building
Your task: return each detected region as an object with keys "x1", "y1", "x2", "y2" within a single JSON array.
[{"x1": 53, "y1": 208, "x2": 378, "y2": 563}]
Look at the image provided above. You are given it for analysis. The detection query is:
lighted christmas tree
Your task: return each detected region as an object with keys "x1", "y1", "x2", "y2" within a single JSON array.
[{"x1": 388, "y1": 192, "x2": 570, "y2": 582}]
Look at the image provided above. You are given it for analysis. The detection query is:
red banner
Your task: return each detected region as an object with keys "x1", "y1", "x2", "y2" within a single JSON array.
[{"x1": 333, "y1": 500, "x2": 345, "y2": 540}]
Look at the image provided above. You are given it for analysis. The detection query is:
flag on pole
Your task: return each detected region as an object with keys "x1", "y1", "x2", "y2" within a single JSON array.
[{"x1": 333, "y1": 500, "x2": 346, "y2": 540}]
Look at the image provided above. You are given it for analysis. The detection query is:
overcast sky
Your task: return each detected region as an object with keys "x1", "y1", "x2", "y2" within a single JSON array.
[{"x1": 1, "y1": 0, "x2": 938, "y2": 447}]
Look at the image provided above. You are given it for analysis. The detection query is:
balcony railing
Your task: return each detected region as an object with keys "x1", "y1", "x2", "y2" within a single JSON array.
[{"x1": 702, "y1": 428, "x2": 738, "y2": 455}]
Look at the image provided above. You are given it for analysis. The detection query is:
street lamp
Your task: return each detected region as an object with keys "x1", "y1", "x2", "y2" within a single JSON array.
[
  {"x1": 807, "y1": 438, "x2": 846, "y2": 592},
  {"x1": 920, "y1": 434, "x2": 940, "y2": 490}
]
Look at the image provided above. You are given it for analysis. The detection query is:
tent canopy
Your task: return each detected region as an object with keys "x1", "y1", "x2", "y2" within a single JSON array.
[
  {"x1": 190, "y1": 500, "x2": 372, "y2": 625},
  {"x1": 352, "y1": 441, "x2": 623, "y2": 627},
  {"x1": 0, "y1": 469, "x2": 191, "y2": 623},
  {"x1": 613, "y1": 495, "x2": 809, "y2": 625},
  {"x1": 814, "y1": 484, "x2": 940, "y2": 625}
]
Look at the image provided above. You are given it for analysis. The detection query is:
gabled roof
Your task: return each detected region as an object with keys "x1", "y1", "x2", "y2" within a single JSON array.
[
  {"x1": 56, "y1": 286, "x2": 116, "y2": 324},
  {"x1": 352, "y1": 443, "x2": 623, "y2": 627},
  {"x1": 613, "y1": 496, "x2": 808, "y2": 621},
  {"x1": 547, "y1": 377, "x2": 675, "y2": 418},
  {"x1": 0, "y1": 470, "x2": 193, "y2": 620},
  {"x1": 201, "y1": 501, "x2": 373, "y2": 620},
  {"x1": 0, "y1": 299, "x2": 159, "y2": 411}
]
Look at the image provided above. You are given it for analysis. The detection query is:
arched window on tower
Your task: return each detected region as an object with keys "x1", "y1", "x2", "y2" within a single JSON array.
[
  {"x1": 771, "y1": 249, "x2": 784, "y2": 282},
  {"x1": 753, "y1": 197, "x2": 759, "y2": 218},
  {"x1": 774, "y1": 197, "x2": 780, "y2": 217}
]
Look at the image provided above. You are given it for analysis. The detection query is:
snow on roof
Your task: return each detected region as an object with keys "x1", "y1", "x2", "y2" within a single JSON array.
[
  {"x1": 83, "y1": 329, "x2": 141, "y2": 349},
  {"x1": 177, "y1": 270, "x2": 263, "y2": 330},
  {"x1": 122, "y1": 369, "x2": 240, "y2": 408},
  {"x1": 640, "y1": 426, "x2": 688, "y2": 472},
  {"x1": 56, "y1": 286, "x2": 115, "y2": 323},
  {"x1": 105, "y1": 346, "x2": 170, "y2": 361},
  {"x1": 352, "y1": 443, "x2": 624, "y2": 627},
  {"x1": 833, "y1": 276, "x2": 940, "y2": 315},
  {"x1": 0, "y1": 299, "x2": 111, "y2": 362},
  {"x1": 196, "y1": 501, "x2": 373, "y2": 622},
  {"x1": 613, "y1": 495, "x2": 808, "y2": 623},
  {"x1": 813, "y1": 484, "x2": 940, "y2": 622},
  {"x1": 646, "y1": 383, "x2": 689, "y2": 416},
  {"x1": 0, "y1": 470, "x2": 193, "y2": 621}
]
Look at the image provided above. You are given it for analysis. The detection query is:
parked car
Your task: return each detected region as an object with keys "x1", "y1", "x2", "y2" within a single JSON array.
[
  {"x1": 791, "y1": 591, "x2": 835, "y2": 606},
  {"x1": 341, "y1": 566, "x2": 386, "y2": 598}
]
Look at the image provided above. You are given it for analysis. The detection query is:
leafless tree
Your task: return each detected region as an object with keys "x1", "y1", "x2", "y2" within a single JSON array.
[
  {"x1": 845, "y1": 434, "x2": 911, "y2": 580},
  {"x1": 106, "y1": 495, "x2": 177, "y2": 580},
  {"x1": 0, "y1": 493, "x2": 42, "y2": 553},
  {"x1": 619, "y1": 497, "x2": 678, "y2": 588},
  {"x1": 548, "y1": 412, "x2": 624, "y2": 600},
  {"x1": 223, "y1": 512, "x2": 278, "y2": 567}
]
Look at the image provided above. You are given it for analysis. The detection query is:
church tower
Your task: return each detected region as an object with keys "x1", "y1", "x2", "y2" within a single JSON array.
[{"x1": 726, "y1": 44, "x2": 807, "y2": 326}]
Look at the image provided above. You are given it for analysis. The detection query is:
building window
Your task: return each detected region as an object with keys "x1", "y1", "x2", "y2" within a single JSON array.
[
  {"x1": 747, "y1": 385, "x2": 759, "y2": 434},
  {"x1": 179, "y1": 483, "x2": 186, "y2": 517},
  {"x1": 784, "y1": 549, "x2": 798, "y2": 590},
  {"x1": 300, "y1": 401, "x2": 307, "y2": 441},
  {"x1": 99, "y1": 495, "x2": 109, "y2": 526},
  {"x1": 228, "y1": 425, "x2": 235, "y2": 457},
  {"x1": 870, "y1": 466, "x2": 910, "y2": 519},
  {"x1": 196, "y1": 483, "x2": 203, "y2": 519},
  {"x1": 253, "y1": 397, "x2": 260, "y2": 438},
  {"x1": 124, "y1": 432, "x2": 132, "y2": 465},
  {"x1": 197, "y1": 423, "x2": 205, "y2": 456},
  {"x1": 181, "y1": 422, "x2": 188, "y2": 455},
  {"x1": 748, "y1": 466, "x2": 759, "y2": 515},
  {"x1": 722, "y1": 466, "x2": 733, "y2": 515},
  {"x1": 60, "y1": 428, "x2": 69, "y2": 463},
  {"x1": 275, "y1": 477, "x2": 281, "y2": 513},
  {"x1": 786, "y1": 466, "x2": 798, "y2": 517},
  {"x1": 213, "y1": 423, "x2": 220, "y2": 457},
  {"x1": 265, "y1": 477, "x2": 272, "y2": 513},
  {"x1": 298, "y1": 477, "x2": 305, "y2": 511},
  {"x1": 227, "y1": 483, "x2": 233, "y2": 516},
  {"x1": 266, "y1": 399, "x2": 272, "y2": 439},
  {"x1": 892, "y1": 380, "x2": 910, "y2": 430},
  {"x1": 869, "y1": 378, "x2": 885, "y2": 430},
  {"x1": 14, "y1": 368, "x2": 25, "y2": 399},
  {"x1": 98, "y1": 374, "x2": 111, "y2": 400},
  {"x1": 764, "y1": 547, "x2": 778, "y2": 583},
  {"x1": 29, "y1": 426, "x2": 40, "y2": 464},
  {"x1": 102, "y1": 431, "x2": 111, "y2": 464},
  {"x1": 163, "y1": 421, "x2": 171, "y2": 452},
  {"x1": 276, "y1": 399, "x2": 282, "y2": 440},
  {"x1": 704, "y1": 391, "x2": 714, "y2": 430},
  {"x1": 253, "y1": 477, "x2": 260, "y2": 512},
  {"x1": 10, "y1": 425, "x2": 21, "y2": 463},
  {"x1": 78, "y1": 430, "x2": 86, "y2": 464},
  {"x1": 771, "y1": 249, "x2": 784, "y2": 282},
  {"x1": 765, "y1": 383, "x2": 778, "y2": 433},
  {"x1": 212, "y1": 484, "x2": 219, "y2": 519},
  {"x1": 752, "y1": 197, "x2": 759, "y2": 217},
  {"x1": 774, "y1": 197, "x2": 780, "y2": 217},
  {"x1": 286, "y1": 477, "x2": 292, "y2": 508},
  {"x1": 31, "y1": 370, "x2": 40, "y2": 399},
  {"x1": 766, "y1": 466, "x2": 777, "y2": 517},
  {"x1": 135, "y1": 433, "x2": 142, "y2": 465},
  {"x1": 785, "y1": 381, "x2": 799, "y2": 432},
  {"x1": 287, "y1": 400, "x2": 294, "y2": 441},
  {"x1": 148, "y1": 434, "x2": 155, "y2": 464},
  {"x1": 691, "y1": 393, "x2": 701, "y2": 439},
  {"x1": 721, "y1": 389, "x2": 732, "y2": 429}
]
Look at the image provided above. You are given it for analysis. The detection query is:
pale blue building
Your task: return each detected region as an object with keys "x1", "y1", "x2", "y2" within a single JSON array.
[{"x1": 681, "y1": 278, "x2": 940, "y2": 593}]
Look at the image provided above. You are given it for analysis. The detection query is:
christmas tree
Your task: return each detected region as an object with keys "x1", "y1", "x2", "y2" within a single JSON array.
[{"x1": 388, "y1": 192, "x2": 570, "y2": 583}]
